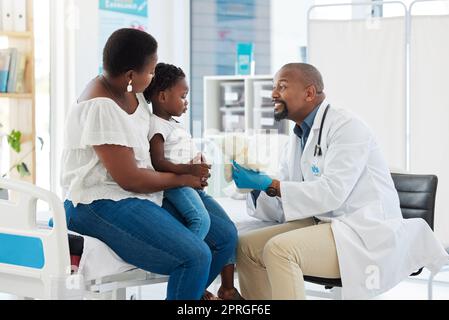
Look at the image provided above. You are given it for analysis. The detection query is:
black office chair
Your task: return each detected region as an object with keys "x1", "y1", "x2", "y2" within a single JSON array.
[{"x1": 303, "y1": 173, "x2": 438, "y2": 292}]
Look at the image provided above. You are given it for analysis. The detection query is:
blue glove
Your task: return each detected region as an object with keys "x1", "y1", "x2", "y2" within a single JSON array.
[{"x1": 232, "y1": 160, "x2": 273, "y2": 191}]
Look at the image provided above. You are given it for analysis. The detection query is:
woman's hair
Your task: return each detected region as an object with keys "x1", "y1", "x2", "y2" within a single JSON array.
[
  {"x1": 103, "y1": 28, "x2": 158, "y2": 77},
  {"x1": 144, "y1": 63, "x2": 186, "y2": 103}
]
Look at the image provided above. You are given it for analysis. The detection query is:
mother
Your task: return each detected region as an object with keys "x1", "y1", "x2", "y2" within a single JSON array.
[{"x1": 61, "y1": 28, "x2": 238, "y2": 300}]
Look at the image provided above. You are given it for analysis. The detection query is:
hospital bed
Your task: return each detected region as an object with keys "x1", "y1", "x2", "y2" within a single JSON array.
[{"x1": 0, "y1": 178, "x2": 276, "y2": 300}]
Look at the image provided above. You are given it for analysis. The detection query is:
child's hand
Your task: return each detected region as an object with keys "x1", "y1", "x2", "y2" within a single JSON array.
[
  {"x1": 189, "y1": 163, "x2": 211, "y2": 179},
  {"x1": 190, "y1": 153, "x2": 208, "y2": 164}
]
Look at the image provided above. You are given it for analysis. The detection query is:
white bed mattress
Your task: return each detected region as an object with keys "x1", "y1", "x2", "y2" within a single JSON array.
[{"x1": 78, "y1": 198, "x2": 278, "y2": 281}]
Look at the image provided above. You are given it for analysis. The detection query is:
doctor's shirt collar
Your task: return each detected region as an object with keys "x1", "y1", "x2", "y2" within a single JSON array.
[{"x1": 293, "y1": 99, "x2": 326, "y2": 141}]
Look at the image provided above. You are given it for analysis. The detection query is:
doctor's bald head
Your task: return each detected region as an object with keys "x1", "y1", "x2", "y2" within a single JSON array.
[
  {"x1": 281, "y1": 63, "x2": 324, "y2": 94},
  {"x1": 272, "y1": 63, "x2": 326, "y2": 123}
]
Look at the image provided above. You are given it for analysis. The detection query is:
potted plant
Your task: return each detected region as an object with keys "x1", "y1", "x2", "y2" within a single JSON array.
[{"x1": 0, "y1": 123, "x2": 43, "y2": 199}]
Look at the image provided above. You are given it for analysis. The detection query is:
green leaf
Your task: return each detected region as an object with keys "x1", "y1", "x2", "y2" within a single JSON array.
[
  {"x1": 7, "y1": 130, "x2": 22, "y2": 153},
  {"x1": 16, "y1": 162, "x2": 30, "y2": 177}
]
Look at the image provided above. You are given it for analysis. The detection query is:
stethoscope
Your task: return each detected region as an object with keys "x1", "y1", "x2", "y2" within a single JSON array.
[
  {"x1": 313, "y1": 104, "x2": 331, "y2": 157},
  {"x1": 311, "y1": 104, "x2": 330, "y2": 176}
]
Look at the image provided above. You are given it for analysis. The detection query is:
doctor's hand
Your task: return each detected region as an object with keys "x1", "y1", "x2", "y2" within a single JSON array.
[{"x1": 232, "y1": 160, "x2": 273, "y2": 191}]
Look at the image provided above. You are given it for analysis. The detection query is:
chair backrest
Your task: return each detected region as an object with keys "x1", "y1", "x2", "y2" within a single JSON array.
[
  {"x1": 390, "y1": 173, "x2": 438, "y2": 230},
  {"x1": 305, "y1": 173, "x2": 439, "y2": 288}
]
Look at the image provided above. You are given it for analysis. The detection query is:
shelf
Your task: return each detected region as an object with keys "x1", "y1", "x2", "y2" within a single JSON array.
[
  {"x1": 254, "y1": 106, "x2": 275, "y2": 110},
  {"x1": 204, "y1": 75, "x2": 273, "y2": 81},
  {"x1": 1, "y1": 0, "x2": 36, "y2": 185},
  {"x1": 0, "y1": 93, "x2": 33, "y2": 99},
  {"x1": 220, "y1": 106, "x2": 245, "y2": 112},
  {"x1": 204, "y1": 74, "x2": 291, "y2": 138},
  {"x1": 0, "y1": 31, "x2": 32, "y2": 39}
]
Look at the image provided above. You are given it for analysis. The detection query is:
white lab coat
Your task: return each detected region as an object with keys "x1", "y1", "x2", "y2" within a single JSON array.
[{"x1": 246, "y1": 99, "x2": 449, "y2": 299}]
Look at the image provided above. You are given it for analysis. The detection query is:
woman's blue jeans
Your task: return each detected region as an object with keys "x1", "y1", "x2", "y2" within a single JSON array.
[{"x1": 64, "y1": 197, "x2": 238, "y2": 300}]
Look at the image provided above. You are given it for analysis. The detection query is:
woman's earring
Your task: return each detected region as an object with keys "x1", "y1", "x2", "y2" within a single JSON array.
[{"x1": 127, "y1": 80, "x2": 133, "y2": 93}]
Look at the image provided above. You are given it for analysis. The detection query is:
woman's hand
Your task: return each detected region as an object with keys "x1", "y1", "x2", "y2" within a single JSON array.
[
  {"x1": 181, "y1": 174, "x2": 208, "y2": 189},
  {"x1": 189, "y1": 163, "x2": 211, "y2": 179}
]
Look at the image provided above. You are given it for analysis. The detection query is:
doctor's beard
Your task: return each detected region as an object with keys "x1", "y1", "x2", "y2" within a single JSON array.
[{"x1": 274, "y1": 102, "x2": 288, "y2": 121}]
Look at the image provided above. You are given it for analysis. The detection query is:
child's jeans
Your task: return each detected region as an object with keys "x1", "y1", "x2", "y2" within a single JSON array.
[
  {"x1": 162, "y1": 189, "x2": 237, "y2": 265},
  {"x1": 163, "y1": 187, "x2": 211, "y2": 240}
]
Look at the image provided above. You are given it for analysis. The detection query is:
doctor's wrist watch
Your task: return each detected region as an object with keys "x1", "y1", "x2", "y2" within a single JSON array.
[{"x1": 266, "y1": 180, "x2": 280, "y2": 197}]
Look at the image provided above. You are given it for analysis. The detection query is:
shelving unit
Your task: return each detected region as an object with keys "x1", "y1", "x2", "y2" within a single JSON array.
[
  {"x1": 202, "y1": 75, "x2": 290, "y2": 198},
  {"x1": 0, "y1": 0, "x2": 36, "y2": 184},
  {"x1": 203, "y1": 75, "x2": 289, "y2": 135}
]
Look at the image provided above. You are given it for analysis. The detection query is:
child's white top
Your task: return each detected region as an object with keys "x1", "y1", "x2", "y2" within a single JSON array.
[
  {"x1": 61, "y1": 93, "x2": 163, "y2": 206},
  {"x1": 148, "y1": 114, "x2": 199, "y2": 164}
]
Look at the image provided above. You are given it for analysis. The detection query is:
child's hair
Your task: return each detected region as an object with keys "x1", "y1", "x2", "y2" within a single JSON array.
[{"x1": 144, "y1": 63, "x2": 186, "y2": 103}]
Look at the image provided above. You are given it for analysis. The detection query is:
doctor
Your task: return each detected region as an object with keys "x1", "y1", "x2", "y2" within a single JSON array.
[{"x1": 232, "y1": 63, "x2": 448, "y2": 300}]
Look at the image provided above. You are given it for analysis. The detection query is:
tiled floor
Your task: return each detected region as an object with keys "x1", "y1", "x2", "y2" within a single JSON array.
[
  {"x1": 2, "y1": 268, "x2": 448, "y2": 300},
  {"x1": 132, "y1": 268, "x2": 449, "y2": 300}
]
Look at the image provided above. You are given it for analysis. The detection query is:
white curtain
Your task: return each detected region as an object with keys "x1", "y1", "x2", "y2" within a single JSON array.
[
  {"x1": 410, "y1": 15, "x2": 449, "y2": 246},
  {"x1": 308, "y1": 17, "x2": 407, "y2": 171}
]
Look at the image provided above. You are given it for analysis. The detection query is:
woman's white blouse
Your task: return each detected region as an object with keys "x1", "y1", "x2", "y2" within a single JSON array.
[{"x1": 61, "y1": 93, "x2": 163, "y2": 206}]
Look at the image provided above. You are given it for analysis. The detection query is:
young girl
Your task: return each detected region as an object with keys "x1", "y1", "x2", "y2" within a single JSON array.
[{"x1": 144, "y1": 63, "x2": 243, "y2": 300}]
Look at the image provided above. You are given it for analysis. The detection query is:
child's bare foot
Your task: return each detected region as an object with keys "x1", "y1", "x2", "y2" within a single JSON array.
[
  {"x1": 217, "y1": 287, "x2": 244, "y2": 300},
  {"x1": 202, "y1": 290, "x2": 222, "y2": 300}
]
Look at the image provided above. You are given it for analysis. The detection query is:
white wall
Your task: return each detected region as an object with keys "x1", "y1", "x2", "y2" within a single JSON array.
[
  {"x1": 270, "y1": 0, "x2": 313, "y2": 73},
  {"x1": 72, "y1": 0, "x2": 99, "y2": 100},
  {"x1": 148, "y1": 0, "x2": 190, "y2": 129},
  {"x1": 410, "y1": 14, "x2": 449, "y2": 247},
  {"x1": 50, "y1": 0, "x2": 77, "y2": 197},
  {"x1": 70, "y1": 0, "x2": 190, "y2": 101},
  {"x1": 270, "y1": 0, "x2": 372, "y2": 73}
]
